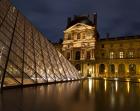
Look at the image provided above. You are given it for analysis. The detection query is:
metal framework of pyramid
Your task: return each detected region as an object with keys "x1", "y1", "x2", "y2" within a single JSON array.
[{"x1": 0, "y1": 0, "x2": 80, "y2": 89}]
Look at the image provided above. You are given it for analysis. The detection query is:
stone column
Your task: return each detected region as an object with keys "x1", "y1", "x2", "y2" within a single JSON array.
[
  {"x1": 70, "y1": 50, "x2": 73, "y2": 60},
  {"x1": 81, "y1": 49, "x2": 85, "y2": 60},
  {"x1": 126, "y1": 64, "x2": 129, "y2": 77},
  {"x1": 91, "y1": 49, "x2": 95, "y2": 60},
  {"x1": 105, "y1": 64, "x2": 108, "y2": 77},
  {"x1": 95, "y1": 64, "x2": 99, "y2": 77},
  {"x1": 115, "y1": 64, "x2": 118, "y2": 77}
]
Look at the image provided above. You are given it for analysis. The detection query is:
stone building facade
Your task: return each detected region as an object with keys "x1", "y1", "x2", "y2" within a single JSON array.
[
  {"x1": 62, "y1": 14, "x2": 98, "y2": 77},
  {"x1": 57, "y1": 14, "x2": 140, "y2": 78},
  {"x1": 96, "y1": 36, "x2": 140, "y2": 77}
]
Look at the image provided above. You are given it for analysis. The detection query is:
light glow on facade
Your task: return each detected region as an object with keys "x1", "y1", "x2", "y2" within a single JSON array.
[{"x1": 62, "y1": 17, "x2": 97, "y2": 77}]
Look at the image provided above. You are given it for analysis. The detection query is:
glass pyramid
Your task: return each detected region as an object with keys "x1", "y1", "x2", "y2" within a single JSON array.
[{"x1": 0, "y1": 0, "x2": 80, "y2": 89}]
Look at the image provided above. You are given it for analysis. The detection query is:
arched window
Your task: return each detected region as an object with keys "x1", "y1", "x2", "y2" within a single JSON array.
[
  {"x1": 118, "y1": 64, "x2": 125, "y2": 74},
  {"x1": 75, "y1": 51, "x2": 80, "y2": 60},
  {"x1": 109, "y1": 64, "x2": 115, "y2": 74},
  {"x1": 129, "y1": 64, "x2": 136, "y2": 75},
  {"x1": 99, "y1": 64, "x2": 105, "y2": 74}
]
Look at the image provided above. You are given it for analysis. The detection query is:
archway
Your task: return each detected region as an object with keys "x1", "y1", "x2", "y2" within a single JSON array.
[
  {"x1": 118, "y1": 64, "x2": 125, "y2": 74},
  {"x1": 109, "y1": 64, "x2": 115, "y2": 74},
  {"x1": 99, "y1": 64, "x2": 105, "y2": 74},
  {"x1": 129, "y1": 64, "x2": 136, "y2": 75}
]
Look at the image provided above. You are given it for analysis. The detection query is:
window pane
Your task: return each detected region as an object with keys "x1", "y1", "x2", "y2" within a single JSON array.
[
  {"x1": 110, "y1": 52, "x2": 114, "y2": 59},
  {"x1": 0, "y1": 31, "x2": 11, "y2": 47},
  {"x1": 120, "y1": 52, "x2": 124, "y2": 58},
  {"x1": 3, "y1": 72, "x2": 20, "y2": 87}
]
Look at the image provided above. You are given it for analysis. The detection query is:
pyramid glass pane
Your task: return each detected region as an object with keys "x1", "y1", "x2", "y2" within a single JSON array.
[{"x1": 0, "y1": 0, "x2": 80, "y2": 89}]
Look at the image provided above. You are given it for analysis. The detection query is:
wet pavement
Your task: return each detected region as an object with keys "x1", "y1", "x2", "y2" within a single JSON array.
[{"x1": 0, "y1": 79, "x2": 140, "y2": 111}]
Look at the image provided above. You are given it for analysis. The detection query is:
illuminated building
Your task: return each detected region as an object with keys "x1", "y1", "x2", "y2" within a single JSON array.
[
  {"x1": 96, "y1": 36, "x2": 140, "y2": 77},
  {"x1": 0, "y1": 0, "x2": 80, "y2": 89},
  {"x1": 58, "y1": 14, "x2": 140, "y2": 77},
  {"x1": 62, "y1": 14, "x2": 98, "y2": 77}
]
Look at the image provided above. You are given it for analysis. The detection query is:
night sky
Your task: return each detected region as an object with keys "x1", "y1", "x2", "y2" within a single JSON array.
[{"x1": 11, "y1": 0, "x2": 140, "y2": 42}]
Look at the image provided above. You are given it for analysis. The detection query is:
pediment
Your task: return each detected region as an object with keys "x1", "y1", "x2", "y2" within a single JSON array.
[{"x1": 64, "y1": 23, "x2": 95, "y2": 33}]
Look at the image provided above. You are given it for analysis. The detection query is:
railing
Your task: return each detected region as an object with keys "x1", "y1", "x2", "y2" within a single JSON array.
[{"x1": 97, "y1": 74, "x2": 140, "y2": 78}]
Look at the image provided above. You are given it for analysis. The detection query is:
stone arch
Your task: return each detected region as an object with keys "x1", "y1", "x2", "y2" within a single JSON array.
[
  {"x1": 99, "y1": 64, "x2": 105, "y2": 74},
  {"x1": 109, "y1": 64, "x2": 115, "y2": 74},
  {"x1": 118, "y1": 64, "x2": 125, "y2": 74},
  {"x1": 129, "y1": 64, "x2": 136, "y2": 75}
]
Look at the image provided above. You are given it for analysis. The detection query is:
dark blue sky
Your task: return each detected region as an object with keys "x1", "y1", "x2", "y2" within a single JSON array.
[{"x1": 11, "y1": 0, "x2": 140, "y2": 42}]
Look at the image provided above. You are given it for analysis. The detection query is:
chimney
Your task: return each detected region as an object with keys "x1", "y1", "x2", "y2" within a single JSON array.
[
  {"x1": 93, "y1": 12, "x2": 97, "y2": 26},
  {"x1": 67, "y1": 17, "x2": 71, "y2": 27}
]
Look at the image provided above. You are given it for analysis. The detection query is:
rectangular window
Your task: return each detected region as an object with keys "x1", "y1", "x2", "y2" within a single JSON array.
[
  {"x1": 82, "y1": 33, "x2": 85, "y2": 39},
  {"x1": 68, "y1": 34, "x2": 71, "y2": 40},
  {"x1": 120, "y1": 52, "x2": 124, "y2": 58},
  {"x1": 129, "y1": 51, "x2": 134, "y2": 58},
  {"x1": 110, "y1": 52, "x2": 114, "y2": 59},
  {"x1": 87, "y1": 51, "x2": 90, "y2": 59},
  {"x1": 77, "y1": 33, "x2": 80, "y2": 39}
]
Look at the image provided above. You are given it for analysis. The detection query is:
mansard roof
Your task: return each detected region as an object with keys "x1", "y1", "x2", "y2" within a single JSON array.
[
  {"x1": 66, "y1": 15, "x2": 94, "y2": 29},
  {"x1": 100, "y1": 35, "x2": 140, "y2": 41}
]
